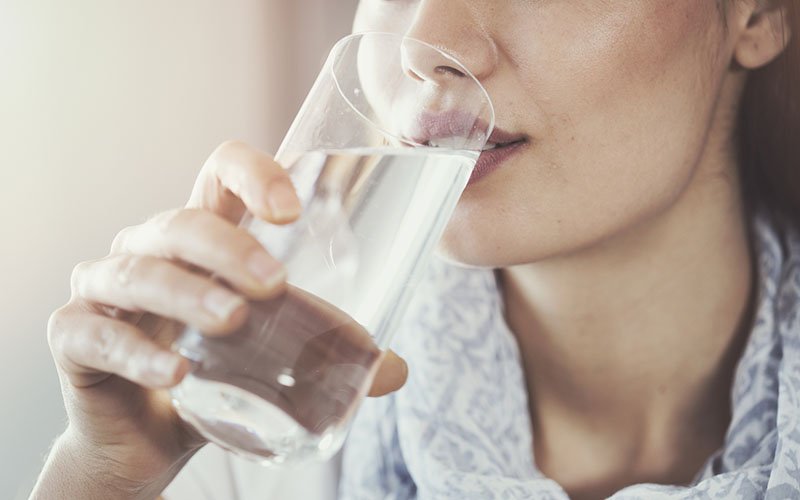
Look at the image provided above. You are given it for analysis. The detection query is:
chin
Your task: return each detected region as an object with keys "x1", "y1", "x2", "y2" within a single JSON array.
[
  {"x1": 435, "y1": 215, "x2": 577, "y2": 269},
  {"x1": 434, "y1": 229, "x2": 505, "y2": 269}
]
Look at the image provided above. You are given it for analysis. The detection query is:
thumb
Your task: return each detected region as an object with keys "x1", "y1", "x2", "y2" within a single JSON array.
[{"x1": 367, "y1": 350, "x2": 408, "y2": 397}]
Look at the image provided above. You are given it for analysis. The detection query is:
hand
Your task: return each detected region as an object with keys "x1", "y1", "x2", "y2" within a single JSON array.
[{"x1": 32, "y1": 141, "x2": 408, "y2": 499}]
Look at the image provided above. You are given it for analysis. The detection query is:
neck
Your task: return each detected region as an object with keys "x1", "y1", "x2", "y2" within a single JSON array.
[{"x1": 499, "y1": 128, "x2": 756, "y2": 484}]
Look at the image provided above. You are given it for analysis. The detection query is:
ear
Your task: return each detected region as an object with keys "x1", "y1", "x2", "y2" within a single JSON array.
[{"x1": 733, "y1": 1, "x2": 792, "y2": 69}]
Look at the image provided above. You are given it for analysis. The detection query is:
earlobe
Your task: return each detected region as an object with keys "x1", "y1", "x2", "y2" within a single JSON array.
[{"x1": 734, "y1": 2, "x2": 792, "y2": 69}]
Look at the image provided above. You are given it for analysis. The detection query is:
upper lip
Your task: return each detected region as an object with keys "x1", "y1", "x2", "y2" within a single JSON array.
[{"x1": 404, "y1": 110, "x2": 526, "y2": 150}]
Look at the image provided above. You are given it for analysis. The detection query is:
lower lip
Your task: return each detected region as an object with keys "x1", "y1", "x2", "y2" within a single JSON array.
[{"x1": 467, "y1": 141, "x2": 527, "y2": 185}]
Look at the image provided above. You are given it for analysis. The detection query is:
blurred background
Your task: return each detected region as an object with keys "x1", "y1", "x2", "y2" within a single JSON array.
[{"x1": 0, "y1": 1, "x2": 358, "y2": 496}]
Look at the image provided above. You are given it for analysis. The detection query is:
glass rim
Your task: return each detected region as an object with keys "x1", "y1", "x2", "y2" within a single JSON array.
[{"x1": 329, "y1": 31, "x2": 496, "y2": 152}]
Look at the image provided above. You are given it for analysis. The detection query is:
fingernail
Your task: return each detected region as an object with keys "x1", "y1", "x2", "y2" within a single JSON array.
[
  {"x1": 150, "y1": 351, "x2": 180, "y2": 380},
  {"x1": 247, "y1": 251, "x2": 287, "y2": 288},
  {"x1": 203, "y1": 288, "x2": 246, "y2": 320},
  {"x1": 267, "y1": 180, "x2": 301, "y2": 220}
]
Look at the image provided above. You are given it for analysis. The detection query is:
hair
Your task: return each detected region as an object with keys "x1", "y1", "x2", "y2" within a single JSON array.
[{"x1": 737, "y1": 0, "x2": 800, "y2": 233}]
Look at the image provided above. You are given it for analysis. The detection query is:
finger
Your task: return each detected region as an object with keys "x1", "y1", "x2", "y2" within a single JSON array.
[
  {"x1": 186, "y1": 140, "x2": 302, "y2": 225},
  {"x1": 367, "y1": 350, "x2": 408, "y2": 397},
  {"x1": 71, "y1": 254, "x2": 253, "y2": 336},
  {"x1": 48, "y1": 305, "x2": 189, "y2": 389},
  {"x1": 110, "y1": 208, "x2": 287, "y2": 299}
]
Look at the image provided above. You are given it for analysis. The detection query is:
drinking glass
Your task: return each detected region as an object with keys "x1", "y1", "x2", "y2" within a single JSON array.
[{"x1": 170, "y1": 31, "x2": 494, "y2": 466}]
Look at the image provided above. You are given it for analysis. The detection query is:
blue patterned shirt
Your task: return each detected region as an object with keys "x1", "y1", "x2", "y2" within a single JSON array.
[{"x1": 340, "y1": 213, "x2": 800, "y2": 499}]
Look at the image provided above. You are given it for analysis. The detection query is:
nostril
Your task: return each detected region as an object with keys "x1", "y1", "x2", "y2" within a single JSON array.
[
  {"x1": 400, "y1": 41, "x2": 472, "y2": 82},
  {"x1": 435, "y1": 65, "x2": 466, "y2": 78}
]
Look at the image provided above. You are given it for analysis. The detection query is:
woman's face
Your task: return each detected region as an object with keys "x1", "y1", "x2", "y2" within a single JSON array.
[{"x1": 353, "y1": 0, "x2": 738, "y2": 267}]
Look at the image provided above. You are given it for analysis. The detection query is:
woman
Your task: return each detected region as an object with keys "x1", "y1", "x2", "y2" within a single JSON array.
[{"x1": 31, "y1": 0, "x2": 799, "y2": 498}]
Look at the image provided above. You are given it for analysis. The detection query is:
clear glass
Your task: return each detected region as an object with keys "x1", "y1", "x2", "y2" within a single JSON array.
[{"x1": 170, "y1": 32, "x2": 495, "y2": 466}]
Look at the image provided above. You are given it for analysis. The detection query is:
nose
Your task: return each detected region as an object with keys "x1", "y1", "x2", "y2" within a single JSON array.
[
  {"x1": 402, "y1": 43, "x2": 468, "y2": 83},
  {"x1": 401, "y1": 0, "x2": 497, "y2": 83}
]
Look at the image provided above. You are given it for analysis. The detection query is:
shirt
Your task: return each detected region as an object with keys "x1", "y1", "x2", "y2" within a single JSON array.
[{"x1": 339, "y1": 211, "x2": 800, "y2": 499}]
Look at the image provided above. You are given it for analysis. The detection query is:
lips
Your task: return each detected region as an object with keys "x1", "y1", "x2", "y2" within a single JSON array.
[
  {"x1": 404, "y1": 110, "x2": 491, "y2": 150},
  {"x1": 467, "y1": 122, "x2": 528, "y2": 186},
  {"x1": 402, "y1": 110, "x2": 527, "y2": 185},
  {"x1": 469, "y1": 139, "x2": 527, "y2": 185},
  {"x1": 482, "y1": 127, "x2": 528, "y2": 150}
]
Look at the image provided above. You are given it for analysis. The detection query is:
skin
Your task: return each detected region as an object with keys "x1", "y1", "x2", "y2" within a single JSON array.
[
  {"x1": 32, "y1": 142, "x2": 408, "y2": 500},
  {"x1": 32, "y1": 1, "x2": 790, "y2": 499},
  {"x1": 354, "y1": 0, "x2": 790, "y2": 498}
]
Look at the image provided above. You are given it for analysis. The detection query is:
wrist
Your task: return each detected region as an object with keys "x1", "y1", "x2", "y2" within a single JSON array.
[{"x1": 31, "y1": 431, "x2": 173, "y2": 500}]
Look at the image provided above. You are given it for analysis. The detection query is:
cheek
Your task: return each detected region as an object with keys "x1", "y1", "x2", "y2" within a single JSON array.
[
  {"x1": 438, "y1": 1, "x2": 726, "y2": 267},
  {"x1": 520, "y1": 1, "x2": 720, "y2": 146}
]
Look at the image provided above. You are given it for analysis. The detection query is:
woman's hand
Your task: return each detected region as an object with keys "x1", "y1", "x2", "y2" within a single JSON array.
[{"x1": 31, "y1": 141, "x2": 408, "y2": 500}]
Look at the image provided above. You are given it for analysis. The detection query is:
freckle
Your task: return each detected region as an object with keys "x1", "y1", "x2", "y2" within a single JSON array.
[{"x1": 657, "y1": 385, "x2": 667, "y2": 395}]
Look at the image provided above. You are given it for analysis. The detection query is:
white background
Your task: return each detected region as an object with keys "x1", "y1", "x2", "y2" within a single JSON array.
[{"x1": 0, "y1": 1, "x2": 357, "y2": 496}]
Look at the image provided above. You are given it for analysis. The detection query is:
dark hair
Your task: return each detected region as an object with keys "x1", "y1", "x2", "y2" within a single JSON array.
[{"x1": 739, "y1": 1, "x2": 800, "y2": 231}]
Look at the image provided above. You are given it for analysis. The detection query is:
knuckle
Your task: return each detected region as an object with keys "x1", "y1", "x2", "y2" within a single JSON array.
[
  {"x1": 110, "y1": 224, "x2": 136, "y2": 254},
  {"x1": 46, "y1": 305, "x2": 71, "y2": 353},
  {"x1": 148, "y1": 208, "x2": 185, "y2": 237},
  {"x1": 69, "y1": 260, "x2": 93, "y2": 298}
]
